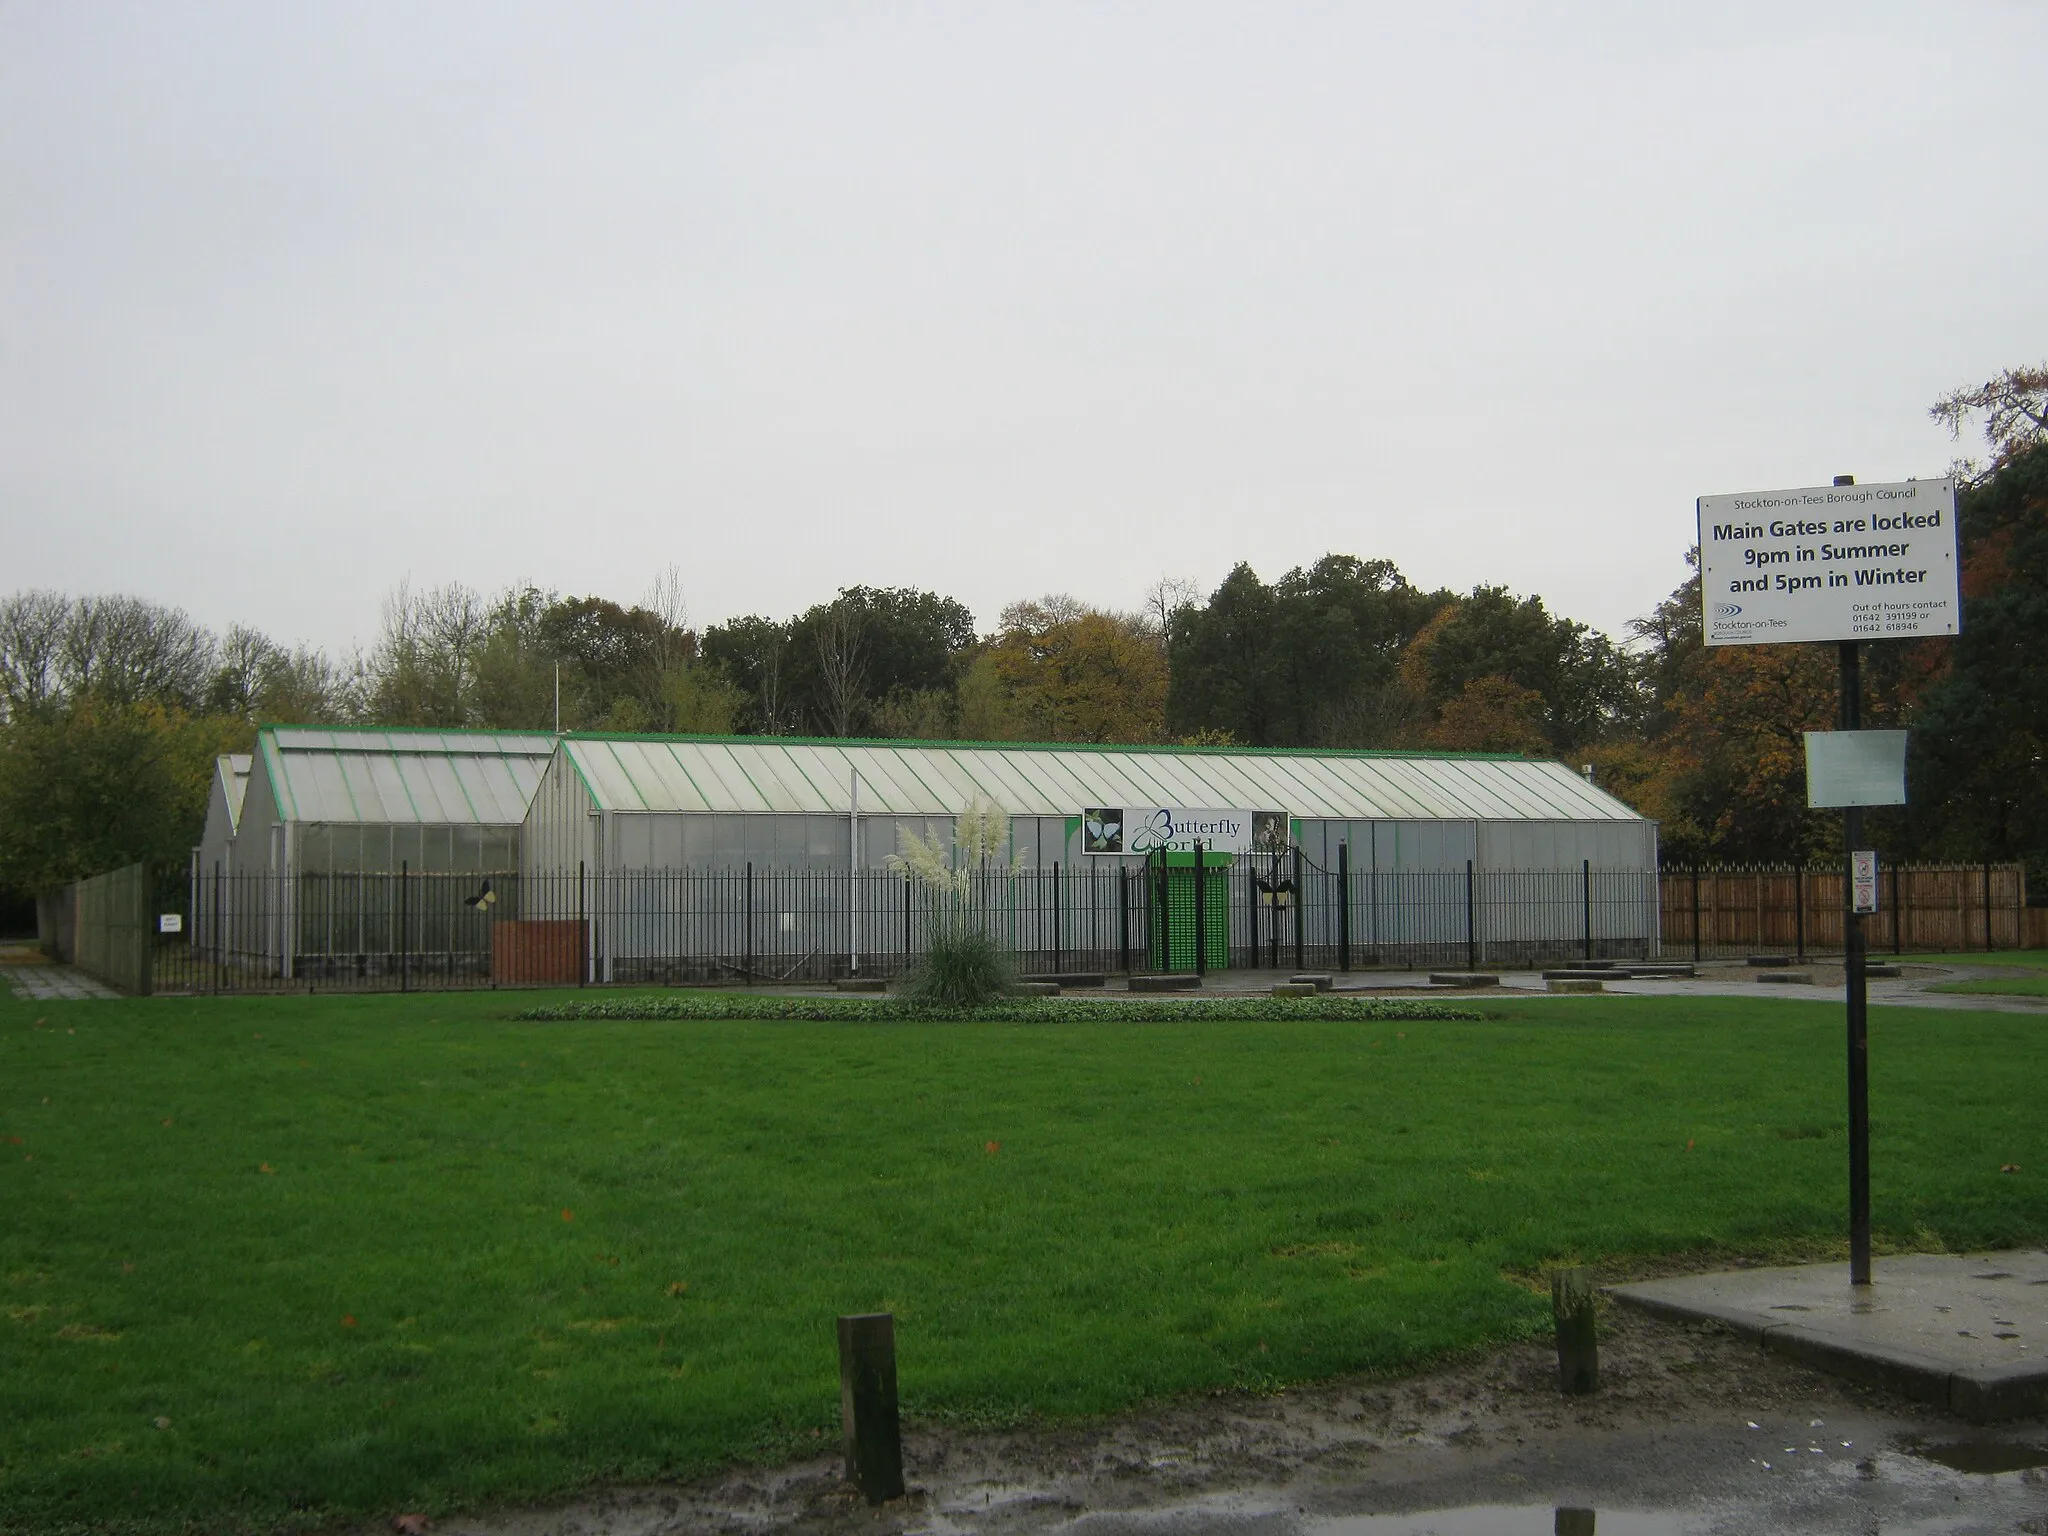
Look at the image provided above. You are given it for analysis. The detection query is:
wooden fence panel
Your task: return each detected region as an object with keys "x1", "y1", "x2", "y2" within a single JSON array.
[
  {"x1": 1659, "y1": 863, "x2": 2030, "y2": 956},
  {"x1": 74, "y1": 862, "x2": 153, "y2": 995}
]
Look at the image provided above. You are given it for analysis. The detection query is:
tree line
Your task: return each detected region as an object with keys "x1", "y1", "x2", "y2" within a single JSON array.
[{"x1": 2, "y1": 364, "x2": 2042, "y2": 914}]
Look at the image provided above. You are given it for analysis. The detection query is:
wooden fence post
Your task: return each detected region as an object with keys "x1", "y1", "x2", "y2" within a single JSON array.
[
  {"x1": 837, "y1": 1313, "x2": 905, "y2": 1504},
  {"x1": 1552, "y1": 1268, "x2": 1598, "y2": 1395}
]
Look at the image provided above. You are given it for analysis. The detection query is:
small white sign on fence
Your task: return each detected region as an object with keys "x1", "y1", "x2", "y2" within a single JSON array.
[{"x1": 158, "y1": 913, "x2": 183, "y2": 934}]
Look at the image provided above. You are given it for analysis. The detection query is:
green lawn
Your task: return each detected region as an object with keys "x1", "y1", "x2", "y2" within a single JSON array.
[
  {"x1": 3, "y1": 988, "x2": 2044, "y2": 1535},
  {"x1": 1913, "y1": 948, "x2": 2048, "y2": 969},
  {"x1": 1915, "y1": 948, "x2": 2048, "y2": 996},
  {"x1": 1930, "y1": 974, "x2": 2048, "y2": 997}
]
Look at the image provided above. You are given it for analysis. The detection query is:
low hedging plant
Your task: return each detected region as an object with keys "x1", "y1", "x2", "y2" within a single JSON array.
[{"x1": 513, "y1": 993, "x2": 1486, "y2": 1023}]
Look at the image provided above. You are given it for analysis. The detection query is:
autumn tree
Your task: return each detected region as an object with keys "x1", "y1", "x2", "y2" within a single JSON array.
[
  {"x1": 0, "y1": 698, "x2": 246, "y2": 894},
  {"x1": 1167, "y1": 557, "x2": 1449, "y2": 746},
  {"x1": 980, "y1": 597, "x2": 1168, "y2": 743}
]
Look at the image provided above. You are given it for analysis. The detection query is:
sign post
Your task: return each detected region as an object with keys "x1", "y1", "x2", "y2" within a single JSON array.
[{"x1": 1699, "y1": 473, "x2": 1960, "y2": 1287}]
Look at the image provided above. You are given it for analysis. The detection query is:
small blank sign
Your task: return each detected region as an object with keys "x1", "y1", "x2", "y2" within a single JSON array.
[
  {"x1": 158, "y1": 913, "x2": 183, "y2": 934},
  {"x1": 1805, "y1": 730, "x2": 1907, "y2": 808}
]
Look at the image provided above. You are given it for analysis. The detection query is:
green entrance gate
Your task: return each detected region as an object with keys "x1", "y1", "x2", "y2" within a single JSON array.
[{"x1": 1148, "y1": 849, "x2": 1234, "y2": 971}]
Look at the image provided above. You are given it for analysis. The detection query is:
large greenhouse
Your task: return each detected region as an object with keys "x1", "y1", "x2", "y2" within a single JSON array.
[
  {"x1": 199, "y1": 725, "x2": 557, "y2": 977},
  {"x1": 515, "y1": 734, "x2": 1662, "y2": 983}
]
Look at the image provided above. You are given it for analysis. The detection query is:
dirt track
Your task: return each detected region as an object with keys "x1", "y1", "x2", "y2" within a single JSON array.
[{"x1": 415, "y1": 1298, "x2": 2048, "y2": 1536}]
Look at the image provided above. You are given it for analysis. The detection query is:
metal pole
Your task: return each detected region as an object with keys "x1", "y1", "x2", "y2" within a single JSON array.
[
  {"x1": 1292, "y1": 845, "x2": 1305, "y2": 970},
  {"x1": 1052, "y1": 861, "x2": 1062, "y2": 974},
  {"x1": 1692, "y1": 863, "x2": 1702, "y2": 962},
  {"x1": 1892, "y1": 862, "x2": 1903, "y2": 954},
  {"x1": 1193, "y1": 841, "x2": 1207, "y2": 978},
  {"x1": 1794, "y1": 864, "x2": 1805, "y2": 959},
  {"x1": 903, "y1": 874, "x2": 912, "y2": 967},
  {"x1": 1268, "y1": 849, "x2": 1280, "y2": 969},
  {"x1": 1984, "y1": 861, "x2": 1995, "y2": 952},
  {"x1": 1247, "y1": 852, "x2": 1261, "y2": 970},
  {"x1": 1582, "y1": 857, "x2": 1593, "y2": 962},
  {"x1": 744, "y1": 861, "x2": 754, "y2": 986},
  {"x1": 1338, "y1": 840, "x2": 1351, "y2": 972},
  {"x1": 212, "y1": 861, "x2": 223, "y2": 994},
  {"x1": 850, "y1": 772, "x2": 861, "y2": 975},
  {"x1": 578, "y1": 859, "x2": 587, "y2": 986},
  {"x1": 1119, "y1": 866, "x2": 1130, "y2": 973},
  {"x1": 1155, "y1": 851, "x2": 1169, "y2": 971},
  {"x1": 1465, "y1": 859, "x2": 1477, "y2": 971},
  {"x1": 399, "y1": 860, "x2": 410, "y2": 993},
  {"x1": 1840, "y1": 634, "x2": 1871, "y2": 1287}
]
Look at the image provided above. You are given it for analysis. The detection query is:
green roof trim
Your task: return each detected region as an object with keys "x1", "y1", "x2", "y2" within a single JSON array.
[
  {"x1": 555, "y1": 730, "x2": 1534, "y2": 763},
  {"x1": 254, "y1": 722, "x2": 559, "y2": 741}
]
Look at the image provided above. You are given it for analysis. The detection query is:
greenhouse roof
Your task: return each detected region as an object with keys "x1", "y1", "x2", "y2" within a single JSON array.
[
  {"x1": 215, "y1": 754, "x2": 252, "y2": 832},
  {"x1": 256, "y1": 726, "x2": 557, "y2": 826},
  {"x1": 556, "y1": 735, "x2": 1644, "y2": 823}
]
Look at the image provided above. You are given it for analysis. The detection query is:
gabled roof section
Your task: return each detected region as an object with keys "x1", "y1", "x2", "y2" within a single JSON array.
[
  {"x1": 557, "y1": 735, "x2": 1646, "y2": 822},
  {"x1": 216, "y1": 754, "x2": 252, "y2": 833},
  {"x1": 255, "y1": 726, "x2": 557, "y2": 826}
]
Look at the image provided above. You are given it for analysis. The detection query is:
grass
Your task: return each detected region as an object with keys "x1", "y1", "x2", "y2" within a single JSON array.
[
  {"x1": 2, "y1": 987, "x2": 2044, "y2": 1534},
  {"x1": 516, "y1": 993, "x2": 1483, "y2": 1023},
  {"x1": 1929, "y1": 974, "x2": 2048, "y2": 998},
  {"x1": 1912, "y1": 948, "x2": 2048, "y2": 996},
  {"x1": 1914, "y1": 946, "x2": 2048, "y2": 968}
]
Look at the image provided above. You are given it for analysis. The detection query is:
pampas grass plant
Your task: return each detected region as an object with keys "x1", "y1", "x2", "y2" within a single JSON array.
[{"x1": 889, "y1": 797, "x2": 1023, "y2": 1009}]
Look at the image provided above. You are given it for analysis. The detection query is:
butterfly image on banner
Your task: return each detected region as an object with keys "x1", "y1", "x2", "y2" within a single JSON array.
[
  {"x1": 464, "y1": 879, "x2": 497, "y2": 911},
  {"x1": 1083, "y1": 809, "x2": 1123, "y2": 854}
]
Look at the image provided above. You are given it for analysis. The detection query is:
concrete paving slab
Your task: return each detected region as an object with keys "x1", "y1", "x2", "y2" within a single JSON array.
[
  {"x1": 1610, "y1": 1250, "x2": 2048, "y2": 1422},
  {"x1": 4, "y1": 965, "x2": 121, "y2": 1001}
]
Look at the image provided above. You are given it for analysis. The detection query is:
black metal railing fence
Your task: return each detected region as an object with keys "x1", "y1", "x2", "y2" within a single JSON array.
[{"x1": 150, "y1": 856, "x2": 1662, "y2": 995}]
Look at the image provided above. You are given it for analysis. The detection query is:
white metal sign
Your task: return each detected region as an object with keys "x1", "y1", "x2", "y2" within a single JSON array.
[
  {"x1": 1081, "y1": 807, "x2": 1284, "y2": 856},
  {"x1": 157, "y1": 913, "x2": 183, "y2": 934},
  {"x1": 1805, "y1": 730, "x2": 1908, "y2": 808},
  {"x1": 1851, "y1": 851, "x2": 1880, "y2": 915},
  {"x1": 1698, "y1": 478, "x2": 1959, "y2": 646}
]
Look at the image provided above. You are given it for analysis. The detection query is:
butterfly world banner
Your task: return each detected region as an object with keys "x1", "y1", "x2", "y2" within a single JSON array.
[{"x1": 1081, "y1": 807, "x2": 1288, "y2": 856}]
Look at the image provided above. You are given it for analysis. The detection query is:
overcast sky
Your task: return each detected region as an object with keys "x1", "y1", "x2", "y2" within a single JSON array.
[{"x1": 4, "y1": 1, "x2": 2042, "y2": 655}]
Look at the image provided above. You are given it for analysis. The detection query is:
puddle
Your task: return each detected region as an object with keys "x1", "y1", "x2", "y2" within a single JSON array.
[
  {"x1": 1899, "y1": 1438, "x2": 2048, "y2": 1474},
  {"x1": 1308, "y1": 1511, "x2": 1685, "y2": 1536}
]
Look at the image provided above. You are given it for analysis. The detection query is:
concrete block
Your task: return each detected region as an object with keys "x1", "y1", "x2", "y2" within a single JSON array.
[
  {"x1": 1428, "y1": 972, "x2": 1501, "y2": 987},
  {"x1": 1950, "y1": 1362, "x2": 2048, "y2": 1423},
  {"x1": 1548, "y1": 978, "x2": 1604, "y2": 993},
  {"x1": 1270, "y1": 983, "x2": 1319, "y2": 998},
  {"x1": 1129, "y1": 974, "x2": 1201, "y2": 993},
  {"x1": 1761, "y1": 1325, "x2": 1954, "y2": 1410},
  {"x1": 1288, "y1": 973, "x2": 1335, "y2": 991}
]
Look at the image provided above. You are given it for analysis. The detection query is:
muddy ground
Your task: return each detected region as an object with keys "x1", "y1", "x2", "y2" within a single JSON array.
[{"x1": 406, "y1": 1295, "x2": 2048, "y2": 1536}]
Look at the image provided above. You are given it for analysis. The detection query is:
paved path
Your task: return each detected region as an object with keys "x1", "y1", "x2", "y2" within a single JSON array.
[
  {"x1": 1062, "y1": 961, "x2": 2048, "y2": 1015},
  {"x1": 3, "y1": 965, "x2": 121, "y2": 1000},
  {"x1": 1612, "y1": 1250, "x2": 2048, "y2": 1423}
]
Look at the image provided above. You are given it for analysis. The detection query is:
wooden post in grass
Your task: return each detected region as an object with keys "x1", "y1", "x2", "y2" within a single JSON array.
[
  {"x1": 836, "y1": 1313, "x2": 904, "y2": 1503},
  {"x1": 1551, "y1": 1267, "x2": 1598, "y2": 1395}
]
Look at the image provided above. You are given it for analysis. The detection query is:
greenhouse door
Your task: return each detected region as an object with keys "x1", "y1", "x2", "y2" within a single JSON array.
[{"x1": 1148, "y1": 849, "x2": 1234, "y2": 971}]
